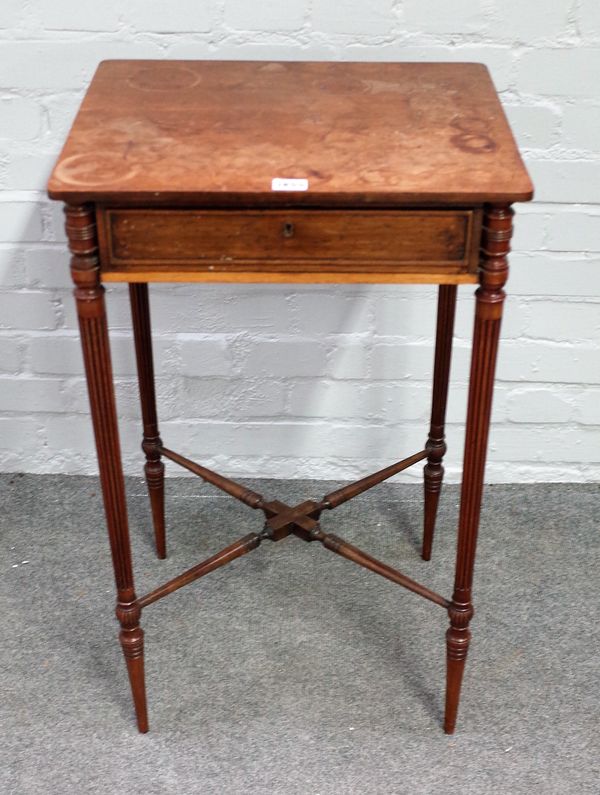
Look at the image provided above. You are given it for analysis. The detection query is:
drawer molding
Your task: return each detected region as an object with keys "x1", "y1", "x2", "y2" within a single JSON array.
[{"x1": 98, "y1": 208, "x2": 482, "y2": 279}]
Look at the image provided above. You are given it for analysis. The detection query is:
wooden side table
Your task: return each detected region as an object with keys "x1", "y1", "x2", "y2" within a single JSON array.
[{"x1": 47, "y1": 60, "x2": 533, "y2": 734}]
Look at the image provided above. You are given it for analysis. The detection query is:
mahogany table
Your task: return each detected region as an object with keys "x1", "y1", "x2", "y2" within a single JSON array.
[{"x1": 47, "y1": 60, "x2": 533, "y2": 734}]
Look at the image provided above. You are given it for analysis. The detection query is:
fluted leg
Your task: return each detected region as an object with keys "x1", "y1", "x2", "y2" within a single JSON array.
[
  {"x1": 422, "y1": 285, "x2": 457, "y2": 561},
  {"x1": 67, "y1": 204, "x2": 149, "y2": 733},
  {"x1": 117, "y1": 600, "x2": 148, "y2": 732},
  {"x1": 444, "y1": 204, "x2": 512, "y2": 734},
  {"x1": 130, "y1": 283, "x2": 166, "y2": 559}
]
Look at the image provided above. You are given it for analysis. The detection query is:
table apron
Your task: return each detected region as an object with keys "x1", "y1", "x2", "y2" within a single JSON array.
[{"x1": 96, "y1": 206, "x2": 483, "y2": 283}]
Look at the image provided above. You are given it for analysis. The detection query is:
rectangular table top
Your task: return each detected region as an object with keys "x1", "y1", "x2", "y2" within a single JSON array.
[{"x1": 47, "y1": 60, "x2": 533, "y2": 207}]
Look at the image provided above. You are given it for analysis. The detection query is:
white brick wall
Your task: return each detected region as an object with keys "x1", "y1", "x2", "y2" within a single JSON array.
[{"x1": 0, "y1": 1, "x2": 599, "y2": 484}]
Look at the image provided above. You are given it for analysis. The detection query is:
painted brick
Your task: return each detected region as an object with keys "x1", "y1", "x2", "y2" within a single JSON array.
[
  {"x1": 504, "y1": 105, "x2": 558, "y2": 149},
  {"x1": 0, "y1": 418, "x2": 40, "y2": 457},
  {"x1": 340, "y1": 44, "x2": 514, "y2": 92},
  {"x1": 517, "y1": 49, "x2": 600, "y2": 97},
  {"x1": 493, "y1": 0, "x2": 573, "y2": 41},
  {"x1": 30, "y1": 333, "x2": 141, "y2": 376},
  {"x1": 43, "y1": 414, "x2": 139, "y2": 458},
  {"x1": 326, "y1": 340, "x2": 370, "y2": 379},
  {"x1": 225, "y1": 0, "x2": 305, "y2": 31},
  {"x1": 0, "y1": 0, "x2": 21, "y2": 27},
  {"x1": 149, "y1": 288, "x2": 294, "y2": 334},
  {"x1": 497, "y1": 342, "x2": 600, "y2": 384},
  {"x1": 371, "y1": 342, "x2": 472, "y2": 383},
  {"x1": 24, "y1": 247, "x2": 72, "y2": 289},
  {"x1": 562, "y1": 105, "x2": 600, "y2": 152},
  {"x1": 371, "y1": 343, "x2": 432, "y2": 381},
  {"x1": 65, "y1": 375, "x2": 180, "y2": 420},
  {"x1": 224, "y1": 290, "x2": 296, "y2": 334},
  {"x1": 489, "y1": 428, "x2": 600, "y2": 463},
  {"x1": 503, "y1": 299, "x2": 530, "y2": 342},
  {"x1": 0, "y1": 247, "x2": 26, "y2": 288},
  {"x1": 44, "y1": 202, "x2": 68, "y2": 244},
  {"x1": 576, "y1": 390, "x2": 600, "y2": 426},
  {"x1": 506, "y1": 388, "x2": 573, "y2": 423},
  {"x1": 373, "y1": 297, "x2": 436, "y2": 338},
  {"x1": 29, "y1": 335, "x2": 83, "y2": 375},
  {"x1": 293, "y1": 291, "x2": 372, "y2": 335},
  {"x1": 7, "y1": 153, "x2": 58, "y2": 192},
  {"x1": 312, "y1": 0, "x2": 393, "y2": 35},
  {"x1": 0, "y1": 2, "x2": 598, "y2": 483},
  {"x1": 482, "y1": 461, "x2": 600, "y2": 482},
  {"x1": 0, "y1": 376, "x2": 64, "y2": 413},
  {"x1": 180, "y1": 378, "x2": 227, "y2": 421},
  {"x1": 0, "y1": 41, "x2": 162, "y2": 90},
  {"x1": 0, "y1": 43, "x2": 82, "y2": 90},
  {"x1": 528, "y1": 302, "x2": 600, "y2": 342},
  {"x1": 168, "y1": 39, "x2": 336, "y2": 62},
  {"x1": 162, "y1": 419, "x2": 424, "y2": 460},
  {"x1": 0, "y1": 99, "x2": 42, "y2": 141},
  {"x1": 0, "y1": 150, "x2": 13, "y2": 186},
  {"x1": 0, "y1": 292, "x2": 57, "y2": 330},
  {"x1": 403, "y1": 0, "x2": 485, "y2": 34},
  {"x1": 511, "y1": 209, "x2": 548, "y2": 251},
  {"x1": 38, "y1": 0, "x2": 121, "y2": 31},
  {"x1": 182, "y1": 377, "x2": 286, "y2": 418},
  {"x1": 0, "y1": 203, "x2": 43, "y2": 243},
  {"x1": 240, "y1": 339, "x2": 329, "y2": 377},
  {"x1": 152, "y1": 338, "x2": 183, "y2": 375},
  {"x1": 180, "y1": 337, "x2": 234, "y2": 377},
  {"x1": 44, "y1": 94, "x2": 82, "y2": 142},
  {"x1": 445, "y1": 46, "x2": 514, "y2": 93},
  {"x1": 579, "y1": 0, "x2": 600, "y2": 36},
  {"x1": 287, "y1": 380, "x2": 392, "y2": 420},
  {"x1": 545, "y1": 210, "x2": 600, "y2": 252},
  {"x1": 0, "y1": 336, "x2": 25, "y2": 373},
  {"x1": 377, "y1": 383, "x2": 432, "y2": 423},
  {"x1": 123, "y1": 1, "x2": 214, "y2": 32},
  {"x1": 509, "y1": 254, "x2": 600, "y2": 297},
  {"x1": 525, "y1": 160, "x2": 600, "y2": 204}
]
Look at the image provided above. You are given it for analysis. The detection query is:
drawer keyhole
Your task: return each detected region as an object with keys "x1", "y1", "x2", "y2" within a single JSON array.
[{"x1": 282, "y1": 222, "x2": 295, "y2": 238}]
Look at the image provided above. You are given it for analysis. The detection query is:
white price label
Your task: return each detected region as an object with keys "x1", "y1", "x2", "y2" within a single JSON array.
[{"x1": 271, "y1": 178, "x2": 309, "y2": 192}]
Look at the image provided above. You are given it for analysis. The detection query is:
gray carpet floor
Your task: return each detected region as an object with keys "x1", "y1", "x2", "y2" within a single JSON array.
[{"x1": 1, "y1": 474, "x2": 599, "y2": 794}]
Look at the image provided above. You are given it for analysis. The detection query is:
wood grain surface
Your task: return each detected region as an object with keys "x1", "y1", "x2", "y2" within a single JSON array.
[
  {"x1": 98, "y1": 207, "x2": 480, "y2": 276},
  {"x1": 48, "y1": 60, "x2": 533, "y2": 205}
]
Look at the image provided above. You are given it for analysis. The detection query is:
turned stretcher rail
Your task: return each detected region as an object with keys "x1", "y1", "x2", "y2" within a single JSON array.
[
  {"x1": 145, "y1": 445, "x2": 446, "y2": 608},
  {"x1": 160, "y1": 444, "x2": 427, "y2": 516},
  {"x1": 321, "y1": 450, "x2": 428, "y2": 510},
  {"x1": 311, "y1": 526, "x2": 450, "y2": 608},
  {"x1": 159, "y1": 446, "x2": 265, "y2": 509},
  {"x1": 136, "y1": 533, "x2": 262, "y2": 609}
]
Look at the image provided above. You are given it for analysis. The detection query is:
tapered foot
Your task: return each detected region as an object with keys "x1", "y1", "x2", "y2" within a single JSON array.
[
  {"x1": 444, "y1": 639, "x2": 468, "y2": 733},
  {"x1": 444, "y1": 602, "x2": 473, "y2": 734},
  {"x1": 422, "y1": 461, "x2": 443, "y2": 561},
  {"x1": 119, "y1": 626, "x2": 149, "y2": 733},
  {"x1": 145, "y1": 459, "x2": 166, "y2": 559}
]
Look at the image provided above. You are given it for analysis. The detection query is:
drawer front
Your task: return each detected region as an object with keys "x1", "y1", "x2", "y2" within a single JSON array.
[{"x1": 98, "y1": 208, "x2": 480, "y2": 276}]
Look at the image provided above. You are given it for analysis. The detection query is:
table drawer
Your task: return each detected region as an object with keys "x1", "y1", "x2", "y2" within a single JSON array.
[{"x1": 98, "y1": 208, "x2": 481, "y2": 277}]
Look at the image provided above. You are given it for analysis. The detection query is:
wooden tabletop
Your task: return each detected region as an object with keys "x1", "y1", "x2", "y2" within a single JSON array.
[{"x1": 48, "y1": 60, "x2": 533, "y2": 206}]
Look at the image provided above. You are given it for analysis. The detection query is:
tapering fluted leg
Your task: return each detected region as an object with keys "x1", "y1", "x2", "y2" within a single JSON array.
[
  {"x1": 117, "y1": 600, "x2": 148, "y2": 732},
  {"x1": 129, "y1": 283, "x2": 166, "y2": 559},
  {"x1": 422, "y1": 284, "x2": 457, "y2": 561},
  {"x1": 67, "y1": 204, "x2": 149, "y2": 733},
  {"x1": 444, "y1": 204, "x2": 513, "y2": 734}
]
